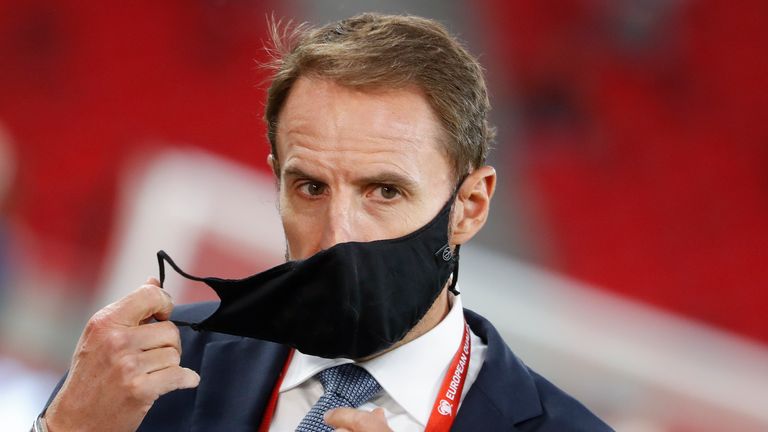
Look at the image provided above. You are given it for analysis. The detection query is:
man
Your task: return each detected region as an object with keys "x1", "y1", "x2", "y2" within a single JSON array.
[{"x1": 38, "y1": 13, "x2": 612, "y2": 431}]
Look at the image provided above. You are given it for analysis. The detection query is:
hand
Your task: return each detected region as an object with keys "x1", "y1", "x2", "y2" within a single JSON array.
[
  {"x1": 44, "y1": 278, "x2": 200, "y2": 432},
  {"x1": 325, "y1": 407, "x2": 393, "y2": 432}
]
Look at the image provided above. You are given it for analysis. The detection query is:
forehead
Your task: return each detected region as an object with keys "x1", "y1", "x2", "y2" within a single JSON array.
[{"x1": 275, "y1": 76, "x2": 449, "y2": 170}]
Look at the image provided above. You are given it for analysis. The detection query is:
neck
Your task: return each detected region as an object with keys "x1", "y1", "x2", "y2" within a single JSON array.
[{"x1": 356, "y1": 286, "x2": 451, "y2": 362}]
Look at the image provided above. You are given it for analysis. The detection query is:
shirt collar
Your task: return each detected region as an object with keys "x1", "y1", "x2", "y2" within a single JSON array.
[{"x1": 280, "y1": 292, "x2": 465, "y2": 426}]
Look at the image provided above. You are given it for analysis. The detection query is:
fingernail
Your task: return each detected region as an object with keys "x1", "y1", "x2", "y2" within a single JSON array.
[
  {"x1": 159, "y1": 288, "x2": 172, "y2": 299},
  {"x1": 158, "y1": 286, "x2": 173, "y2": 298},
  {"x1": 186, "y1": 369, "x2": 201, "y2": 387}
]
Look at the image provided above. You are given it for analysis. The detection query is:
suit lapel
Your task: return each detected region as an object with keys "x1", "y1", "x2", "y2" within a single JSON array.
[
  {"x1": 452, "y1": 381, "x2": 512, "y2": 430},
  {"x1": 190, "y1": 338, "x2": 289, "y2": 432},
  {"x1": 452, "y1": 309, "x2": 544, "y2": 430}
]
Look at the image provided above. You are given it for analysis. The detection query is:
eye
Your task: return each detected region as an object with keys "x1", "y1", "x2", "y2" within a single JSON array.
[
  {"x1": 377, "y1": 185, "x2": 400, "y2": 200},
  {"x1": 299, "y1": 182, "x2": 327, "y2": 197}
]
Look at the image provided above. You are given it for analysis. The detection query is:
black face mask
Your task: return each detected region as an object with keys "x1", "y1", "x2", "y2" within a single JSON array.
[{"x1": 157, "y1": 196, "x2": 460, "y2": 359}]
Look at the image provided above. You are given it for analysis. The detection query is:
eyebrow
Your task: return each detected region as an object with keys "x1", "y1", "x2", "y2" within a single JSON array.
[
  {"x1": 282, "y1": 165, "x2": 419, "y2": 190},
  {"x1": 282, "y1": 166, "x2": 320, "y2": 181},
  {"x1": 356, "y1": 172, "x2": 419, "y2": 191}
]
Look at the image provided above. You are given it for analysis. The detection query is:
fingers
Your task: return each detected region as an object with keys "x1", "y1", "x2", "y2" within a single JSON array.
[
  {"x1": 107, "y1": 283, "x2": 174, "y2": 326},
  {"x1": 325, "y1": 407, "x2": 392, "y2": 432},
  {"x1": 136, "y1": 347, "x2": 182, "y2": 374},
  {"x1": 44, "y1": 278, "x2": 189, "y2": 432},
  {"x1": 128, "y1": 320, "x2": 181, "y2": 352},
  {"x1": 136, "y1": 366, "x2": 200, "y2": 401},
  {"x1": 324, "y1": 407, "x2": 357, "y2": 426}
]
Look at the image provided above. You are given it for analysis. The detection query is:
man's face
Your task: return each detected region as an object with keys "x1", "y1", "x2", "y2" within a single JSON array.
[{"x1": 274, "y1": 76, "x2": 455, "y2": 260}]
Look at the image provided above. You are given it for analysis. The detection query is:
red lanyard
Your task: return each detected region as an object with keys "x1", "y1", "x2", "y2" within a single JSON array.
[
  {"x1": 425, "y1": 321, "x2": 471, "y2": 431},
  {"x1": 258, "y1": 321, "x2": 471, "y2": 432}
]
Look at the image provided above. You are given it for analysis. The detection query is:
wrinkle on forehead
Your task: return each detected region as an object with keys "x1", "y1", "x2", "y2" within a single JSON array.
[
  {"x1": 282, "y1": 129, "x2": 426, "y2": 155},
  {"x1": 275, "y1": 76, "x2": 445, "y2": 159}
]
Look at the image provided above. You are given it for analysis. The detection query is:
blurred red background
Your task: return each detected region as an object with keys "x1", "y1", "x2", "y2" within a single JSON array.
[
  {"x1": 1, "y1": 0, "x2": 765, "y2": 343},
  {"x1": 482, "y1": 0, "x2": 768, "y2": 343},
  {"x1": 2, "y1": 1, "x2": 768, "y2": 429}
]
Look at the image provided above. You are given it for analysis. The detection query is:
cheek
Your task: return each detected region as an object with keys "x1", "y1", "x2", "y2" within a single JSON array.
[
  {"x1": 281, "y1": 215, "x2": 308, "y2": 258},
  {"x1": 390, "y1": 209, "x2": 421, "y2": 236},
  {"x1": 279, "y1": 200, "x2": 321, "y2": 259},
  {"x1": 365, "y1": 204, "x2": 432, "y2": 240}
]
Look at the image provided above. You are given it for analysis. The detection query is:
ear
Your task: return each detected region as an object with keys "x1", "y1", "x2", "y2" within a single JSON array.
[{"x1": 449, "y1": 165, "x2": 496, "y2": 245}]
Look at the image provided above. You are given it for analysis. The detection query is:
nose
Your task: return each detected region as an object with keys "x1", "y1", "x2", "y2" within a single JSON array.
[{"x1": 318, "y1": 194, "x2": 356, "y2": 249}]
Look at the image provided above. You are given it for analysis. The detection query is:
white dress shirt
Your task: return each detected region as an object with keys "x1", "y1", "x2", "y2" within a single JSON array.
[{"x1": 269, "y1": 293, "x2": 487, "y2": 431}]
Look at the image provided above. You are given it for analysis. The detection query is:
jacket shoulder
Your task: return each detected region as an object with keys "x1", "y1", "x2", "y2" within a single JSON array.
[
  {"x1": 520, "y1": 370, "x2": 613, "y2": 431},
  {"x1": 462, "y1": 308, "x2": 613, "y2": 431}
]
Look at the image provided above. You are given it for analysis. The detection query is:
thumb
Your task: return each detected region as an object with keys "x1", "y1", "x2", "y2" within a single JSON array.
[{"x1": 108, "y1": 283, "x2": 174, "y2": 327}]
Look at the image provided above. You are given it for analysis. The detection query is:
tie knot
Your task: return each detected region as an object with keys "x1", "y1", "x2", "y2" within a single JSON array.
[{"x1": 317, "y1": 364, "x2": 382, "y2": 408}]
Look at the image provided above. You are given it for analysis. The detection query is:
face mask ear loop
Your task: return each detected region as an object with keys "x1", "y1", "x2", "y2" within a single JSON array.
[
  {"x1": 448, "y1": 244, "x2": 461, "y2": 295},
  {"x1": 157, "y1": 251, "x2": 168, "y2": 288},
  {"x1": 156, "y1": 250, "x2": 205, "y2": 329},
  {"x1": 445, "y1": 173, "x2": 468, "y2": 296},
  {"x1": 157, "y1": 250, "x2": 210, "y2": 287}
]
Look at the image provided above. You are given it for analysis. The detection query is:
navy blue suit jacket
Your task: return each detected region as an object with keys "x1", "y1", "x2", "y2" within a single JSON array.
[{"x1": 46, "y1": 302, "x2": 612, "y2": 431}]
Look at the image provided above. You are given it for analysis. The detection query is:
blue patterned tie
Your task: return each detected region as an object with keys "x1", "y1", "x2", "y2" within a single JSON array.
[{"x1": 295, "y1": 363, "x2": 382, "y2": 432}]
